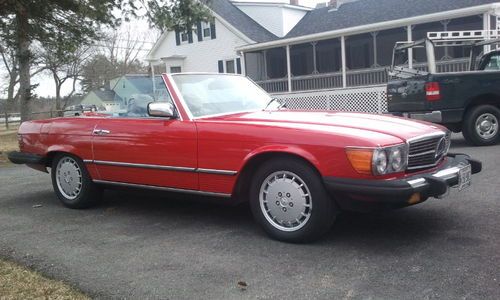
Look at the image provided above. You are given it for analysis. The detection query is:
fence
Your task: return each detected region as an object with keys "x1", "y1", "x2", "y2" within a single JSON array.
[
  {"x1": 2, "y1": 108, "x2": 97, "y2": 130},
  {"x1": 2, "y1": 112, "x2": 21, "y2": 130},
  {"x1": 256, "y1": 58, "x2": 469, "y2": 93},
  {"x1": 273, "y1": 84, "x2": 388, "y2": 114}
]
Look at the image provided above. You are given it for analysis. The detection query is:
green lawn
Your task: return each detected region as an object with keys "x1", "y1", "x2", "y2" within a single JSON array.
[{"x1": 0, "y1": 130, "x2": 18, "y2": 166}]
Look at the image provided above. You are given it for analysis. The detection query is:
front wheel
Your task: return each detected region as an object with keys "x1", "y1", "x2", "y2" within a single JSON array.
[
  {"x1": 51, "y1": 153, "x2": 102, "y2": 209},
  {"x1": 249, "y1": 157, "x2": 337, "y2": 243},
  {"x1": 462, "y1": 105, "x2": 500, "y2": 146}
]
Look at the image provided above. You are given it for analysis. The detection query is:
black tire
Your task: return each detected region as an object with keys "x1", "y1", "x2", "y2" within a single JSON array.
[
  {"x1": 462, "y1": 104, "x2": 500, "y2": 146},
  {"x1": 249, "y1": 157, "x2": 337, "y2": 243},
  {"x1": 51, "y1": 153, "x2": 102, "y2": 209}
]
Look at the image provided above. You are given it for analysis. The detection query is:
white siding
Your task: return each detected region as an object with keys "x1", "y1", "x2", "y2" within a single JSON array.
[
  {"x1": 282, "y1": 7, "x2": 308, "y2": 36},
  {"x1": 149, "y1": 18, "x2": 248, "y2": 73},
  {"x1": 237, "y1": 5, "x2": 285, "y2": 37},
  {"x1": 235, "y1": 4, "x2": 308, "y2": 37}
]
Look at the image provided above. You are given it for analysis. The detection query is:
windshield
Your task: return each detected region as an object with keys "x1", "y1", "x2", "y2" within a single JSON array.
[{"x1": 171, "y1": 74, "x2": 273, "y2": 118}]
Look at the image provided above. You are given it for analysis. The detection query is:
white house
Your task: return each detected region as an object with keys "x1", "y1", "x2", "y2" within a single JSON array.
[
  {"x1": 146, "y1": 0, "x2": 309, "y2": 75},
  {"x1": 147, "y1": 0, "x2": 500, "y2": 113}
]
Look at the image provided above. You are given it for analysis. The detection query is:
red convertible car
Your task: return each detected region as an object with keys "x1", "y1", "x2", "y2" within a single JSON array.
[{"x1": 9, "y1": 73, "x2": 481, "y2": 242}]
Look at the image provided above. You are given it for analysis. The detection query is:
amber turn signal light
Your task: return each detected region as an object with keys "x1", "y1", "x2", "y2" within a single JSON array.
[
  {"x1": 346, "y1": 148, "x2": 373, "y2": 175},
  {"x1": 407, "y1": 193, "x2": 421, "y2": 205}
]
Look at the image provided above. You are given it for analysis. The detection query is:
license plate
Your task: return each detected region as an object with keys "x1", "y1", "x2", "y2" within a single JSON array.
[{"x1": 458, "y1": 164, "x2": 472, "y2": 191}]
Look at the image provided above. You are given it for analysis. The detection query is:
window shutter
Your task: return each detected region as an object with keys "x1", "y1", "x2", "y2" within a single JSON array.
[
  {"x1": 188, "y1": 30, "x2": 193, "y2": 43},
  {"x1": 175, "y1": 29, "x2": 180, "y2": 46},
  {"x1": 197, "y1": 22, "x2": 202, "y2": 42},
  {"x1": 218, "y1": 60, "x2": 224, "y2": 73},
  {"x1": 236, "y1": 58, "x2": 242, "y2": 74},
  {"x1": 210, "y1": 21, "x2": 216, "y2": 39}
]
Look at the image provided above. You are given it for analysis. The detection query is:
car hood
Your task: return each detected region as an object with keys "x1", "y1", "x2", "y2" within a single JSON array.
[{"x1": 203, "y1": 110, "x2": 446, "y2": 143}]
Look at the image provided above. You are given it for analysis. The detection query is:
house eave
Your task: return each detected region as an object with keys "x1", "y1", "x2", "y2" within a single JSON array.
[
  {"x1": 233, "y1": 2, "x2": 312, "y2": 11},
  {"x1": 237, "y1": 2, "x2": 500, "y2": 52}
]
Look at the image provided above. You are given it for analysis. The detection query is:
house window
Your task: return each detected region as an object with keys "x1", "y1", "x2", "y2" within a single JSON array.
[
  {"x1": 202, "y1": 22, "x2": 211, "y2": 38},
  {"x1": 180, "y1": 32, "x2": 189, "y2": 43},
  {"x1": 218, "y1": 58, "x2": 242, "y2": 74},
  {"x1": 170, "y1": 66, "x2": 182, "y2": 73},
  {"x1": 226, "y1": 60, "x2": 235, "y2": 73}
]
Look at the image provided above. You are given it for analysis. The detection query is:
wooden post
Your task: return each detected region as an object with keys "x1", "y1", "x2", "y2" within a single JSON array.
[
  {"x1": 4, "y1": 112, "x2": 8, "y2": 130},
  {"x1": 341, "y1": 36, "x2": 347, "y2": 88},
  {"x1": 286, "y1": 45, "x2": 292, "y2": 92}
]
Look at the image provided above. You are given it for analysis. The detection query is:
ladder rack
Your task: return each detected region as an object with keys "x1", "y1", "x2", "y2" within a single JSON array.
[
  {"x1": 426, "y1": 30, "x2": 500, "y2": 48},
  {"x1": 427, "y1": 30, "x2": 500, "y2": 41}
]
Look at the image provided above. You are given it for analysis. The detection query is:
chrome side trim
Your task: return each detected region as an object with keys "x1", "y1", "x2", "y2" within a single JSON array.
[
  {"x1": 93, "y1": 160, "x2": 196, "y2": 172},
  {"x1": 93, "y1": 180, "x2": 231, "y2": 198},
  {"x1": 87, "y1": 160, "x2": 238, "y2": 175},
  {"x1": 197, "y1": 168, "x2": 238, "y2": 176},
  {"x1": 83, "y1": 159, "x2": 93, "y2": 163}
]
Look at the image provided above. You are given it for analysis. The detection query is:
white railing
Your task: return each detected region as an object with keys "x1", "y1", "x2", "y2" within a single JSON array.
[
  {"x1": 347, "y1": 67, "x2": 388, "y2": 87},
  {"x1": 292, "y1": 72, "x2": 343, "y2": 91},
  {"x1": 257, "y1": 78, "x2": 289, "y2": 93},
  {"x1": 256, "y1": 58, "x2": 470, "y2": 94}
]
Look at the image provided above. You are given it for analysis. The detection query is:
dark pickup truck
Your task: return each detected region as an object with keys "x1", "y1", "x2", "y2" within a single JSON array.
[{"x1": 387, "y1": 37, "x2": 500, "y2": 146}]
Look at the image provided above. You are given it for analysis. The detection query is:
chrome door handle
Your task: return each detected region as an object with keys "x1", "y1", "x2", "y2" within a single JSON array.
[{"x1": 93, "y1": 129, "x2": 110, "y2": 135}]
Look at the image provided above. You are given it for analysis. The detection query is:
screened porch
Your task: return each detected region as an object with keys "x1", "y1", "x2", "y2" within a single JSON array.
[{"x1": 244, "y1": 15, "x2": 486, "y2": 93}]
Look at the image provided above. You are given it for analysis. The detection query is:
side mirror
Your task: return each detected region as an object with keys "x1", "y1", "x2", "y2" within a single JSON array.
[{"x1": 147, "y1": 102, "x2": 176, "y2": 118}]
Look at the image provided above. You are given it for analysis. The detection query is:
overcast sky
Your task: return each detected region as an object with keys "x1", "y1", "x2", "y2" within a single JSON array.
[{"x1": 1, "y1": 0, "x2": 328, "y2": 99}]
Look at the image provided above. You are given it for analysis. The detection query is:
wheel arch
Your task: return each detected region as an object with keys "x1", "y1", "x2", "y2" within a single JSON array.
[
  {"x1": 44, "y1": 145, "x2": 83, "y2": 168},
  {"x1": 231, "y1": 147, "x2": 322, "y2": 203},
  {"x1": 464, "y1": 93, "x2": 500, "y2": 116}
]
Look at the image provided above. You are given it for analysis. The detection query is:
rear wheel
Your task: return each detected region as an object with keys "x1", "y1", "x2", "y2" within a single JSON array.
[
  {"x1": 51, "y1": 153, "x2": 102, "y2": 209},
  {"x1": 249, "y1": 157, "x2": 337, "y2": 243},
  {"x1": 462, "y1": 105, "x2": 500, "y2": 146}
]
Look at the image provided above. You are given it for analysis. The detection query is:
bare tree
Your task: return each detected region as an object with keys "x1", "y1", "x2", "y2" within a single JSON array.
[
  {"x1": 99, "y1": 26, "x2": 148, "y2": 75},
  {"x1": 0, "y1": 40, "x2": 45, "y2": 113},
  {"x1": 0, "y1": 42, "x2": 19, "y2": 107},
  {"x1": 40, "y1": 41, "x2": 91, "y2": 114},
  {"x1": 81, "y1": 28, "x2": 150, "y2": 93}
]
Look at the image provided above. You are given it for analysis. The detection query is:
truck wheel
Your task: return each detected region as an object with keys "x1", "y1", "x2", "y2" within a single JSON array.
[
  {"x1": 249, "y1": 157, "x2": 337, "y2": 243},
  {"x1": 463, "y1": 105, "x2": 500, "y2": 146},
  {"x1": 51, "y1": 153, "x2": 102, "y2": 209}
]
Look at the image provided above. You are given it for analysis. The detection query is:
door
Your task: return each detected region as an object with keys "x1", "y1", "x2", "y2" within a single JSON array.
[
  {"x1": 90, "y1": 76, "x2": 198, "y2": 190},
  {"x1": 91, "y1": 118, "x2": 198, "y2": 190}
]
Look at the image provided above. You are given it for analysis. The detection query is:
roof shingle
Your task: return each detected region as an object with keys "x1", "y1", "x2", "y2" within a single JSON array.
[
  {"x1": 208, "y1": 0, "x2": 278, "y2": 42},
  {"x1": 285, "y1": 0, "x2": 499, "y2": 39}
]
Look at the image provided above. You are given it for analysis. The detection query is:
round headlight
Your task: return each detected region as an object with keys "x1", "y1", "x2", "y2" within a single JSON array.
[
  {"x1": 373, "y1": 150, "x2": 388, "y2": 174},
  {"x1": 390, "y1": 148, "x2": 403, "y2": 171}
]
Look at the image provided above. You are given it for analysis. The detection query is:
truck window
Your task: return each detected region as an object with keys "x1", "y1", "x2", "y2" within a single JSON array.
[{"x1": 484, "y1": 54, "x2": 500, "y2": 70}]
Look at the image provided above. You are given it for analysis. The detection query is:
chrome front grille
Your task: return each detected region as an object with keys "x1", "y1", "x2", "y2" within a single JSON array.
[{"x1": 407, "y1": 132, "x2": 450, "y2": 170}]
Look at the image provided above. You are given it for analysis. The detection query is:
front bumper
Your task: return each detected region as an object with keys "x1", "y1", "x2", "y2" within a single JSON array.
[{"x1": 323, "y1": 154, "x2": 482, "y2": 212}]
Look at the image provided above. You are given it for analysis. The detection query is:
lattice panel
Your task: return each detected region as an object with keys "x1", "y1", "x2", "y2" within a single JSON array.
[{"x1": 274, "y1": 85, "x2": 388, "y2": 114}]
